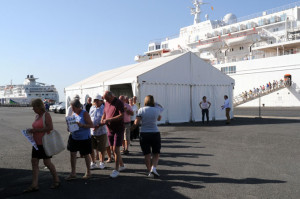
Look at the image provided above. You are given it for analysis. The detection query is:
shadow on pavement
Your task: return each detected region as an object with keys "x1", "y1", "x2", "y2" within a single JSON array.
[{"x1": 0, "y1": 168, "x2": 203, "y2": 199}]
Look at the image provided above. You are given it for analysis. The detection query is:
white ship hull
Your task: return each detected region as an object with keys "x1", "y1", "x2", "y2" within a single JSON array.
[{"x1": 0, "y1": 75, "x2": 59, "y2": 105}]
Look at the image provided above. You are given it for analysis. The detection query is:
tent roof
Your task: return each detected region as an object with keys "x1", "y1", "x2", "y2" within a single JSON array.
[
  {"x1": 65, "y1": 53, "x2": 184, "y2": 91},
  {"x1": 65, "y1": 52, "x2": 234, "y2": 91}
]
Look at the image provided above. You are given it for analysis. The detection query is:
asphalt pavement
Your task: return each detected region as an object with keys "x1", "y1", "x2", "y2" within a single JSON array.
[{"x1": 0, "y1": 107, "x2": 299, "y2": 199}]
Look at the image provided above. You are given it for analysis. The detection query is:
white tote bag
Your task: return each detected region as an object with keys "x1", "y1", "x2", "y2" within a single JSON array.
[{"x1": 42, "y1": 113, "x2": 65, "y2": 156}]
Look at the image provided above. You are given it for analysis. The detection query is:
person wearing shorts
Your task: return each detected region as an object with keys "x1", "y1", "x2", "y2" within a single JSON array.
[
  {"x1": 66, "y1": 99, "x2": 94, "y2": 180},
  {"x1": 101, "y1": 91, "x2": 126, "y2": 178},
  {"x1": 89, "y1": 94, "x2": 107, "y2": 170},
  {"x1": 24, "y1": 99, "x2": 60, "y2": 193},
  {"x1": 119, "y1": 95, "x2": 133, "y2": 155},
  {"x1": 131, "y1": 95, "x2": 162, "y2": 178}
]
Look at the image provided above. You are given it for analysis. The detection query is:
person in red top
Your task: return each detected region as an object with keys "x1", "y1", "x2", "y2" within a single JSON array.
[
  {"x1": 24, "y1": 99, "x2": 60, "y2": 193},
  {"x1": 101, "y1": 91, "x2": 126, "y2": 178}
]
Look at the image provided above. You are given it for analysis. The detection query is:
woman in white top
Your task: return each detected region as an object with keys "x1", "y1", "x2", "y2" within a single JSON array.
[
  {"x1": 131, "y1": 95, "x2": 161, "y2": 178},
  {"x1": 199, "y1": 96, "x2": 211, "y2": 124}
]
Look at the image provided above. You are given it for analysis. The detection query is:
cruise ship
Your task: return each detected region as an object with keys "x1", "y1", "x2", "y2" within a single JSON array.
[
  {"x1": 135, "y1": 1, "x2": 300, "y2": 107},
  {"x1": 0, "y1": 75, "x2": 59, "y2": 105}
]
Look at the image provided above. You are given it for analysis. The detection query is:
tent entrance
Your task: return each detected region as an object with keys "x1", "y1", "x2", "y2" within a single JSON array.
[{"x1": 110, "y1": 84, "x2": 133, "y2": 98}]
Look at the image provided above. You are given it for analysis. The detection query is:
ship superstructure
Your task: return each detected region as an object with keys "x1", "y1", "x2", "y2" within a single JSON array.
[
  {"x1": 0, "y1": 75, "x2": 59, "y2": 105},
  {"x1": 135, "y1": 1, "x2": 300, "y2": 107}
]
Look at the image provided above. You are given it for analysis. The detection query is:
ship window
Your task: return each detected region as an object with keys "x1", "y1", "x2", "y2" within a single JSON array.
[
  {"x1": 221, "y1": 66, "x2": 236, "y2": 74},
  {"x1": 240, "y1": 47, "x2": 244, "y2": 50},
  {"x1": 162, "y1": 44, "x2": 168, "y2": 49},
  {"x1": 46, "y1": 94, "x2": 48, "y2": 96},
  {"x1": 281, "y1": 14, "x2": 287, "y2": 21},
  {"x1": 148, "y1": 46, "x2": 155, "y2": 51},
  {"x1": 155, "y1": 45, "x2": 161, "y2": 50}
]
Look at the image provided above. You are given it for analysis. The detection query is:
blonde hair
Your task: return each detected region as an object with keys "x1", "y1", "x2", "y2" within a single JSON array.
[
  {"x1": 144, "y1": 95, "x2": 155, "y2": 107},
  {"x1": 31, "y1": 98, "x2": 45, "y2": 112}
]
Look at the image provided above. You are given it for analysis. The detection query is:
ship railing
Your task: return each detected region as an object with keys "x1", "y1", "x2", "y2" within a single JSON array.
[
  {"x1": 148, "y1": 34, "x2": 179, "y2": 44},
  {"x1": 233, "y1": 80, "x2": 289, "y2": 107},
  {"x1": 236, "y1": 1, "x2": 300, "y2": 23}
]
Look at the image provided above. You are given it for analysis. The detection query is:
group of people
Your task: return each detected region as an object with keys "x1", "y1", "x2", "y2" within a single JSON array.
[
  {"x1": 24, "y1": 91, "x2": 163, "y2": 193},
  {"x1": 241, "y1": 79, "x2": 288, "y2": 100},
  {"x1": 199, "y1": 95, "x2": 231, "y2": 125}
]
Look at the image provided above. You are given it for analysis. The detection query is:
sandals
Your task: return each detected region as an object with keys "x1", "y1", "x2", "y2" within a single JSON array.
[
  {"x1": 50, "y1": 181, "x2": 60, "y2": 189},
  {"x1": 65, "y1": 175, "x2": 77, "y2": 181},
  {"x1": 82, "y1": 173, "x2": 91, "y2": 179},
  {"x1": 23, "y1": 186, "x2": 39, "y2": 193}
]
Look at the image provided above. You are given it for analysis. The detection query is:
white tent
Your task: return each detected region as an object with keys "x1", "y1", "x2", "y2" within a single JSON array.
[{"x1": 65, "y1": 52, "x2": 235, "y2": 123}]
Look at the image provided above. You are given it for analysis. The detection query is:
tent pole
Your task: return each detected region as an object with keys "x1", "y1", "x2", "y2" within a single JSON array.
[{"x1": 190, "y1": 85, "x2": 193, "y2": 122}]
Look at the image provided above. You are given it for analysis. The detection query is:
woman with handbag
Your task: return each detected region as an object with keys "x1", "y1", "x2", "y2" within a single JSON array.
[{"x1": 24, "y1": 99, "x2": 60, "y2": 193}]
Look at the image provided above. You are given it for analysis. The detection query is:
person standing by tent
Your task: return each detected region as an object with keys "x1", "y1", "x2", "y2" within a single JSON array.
[
  {"x1": 221, "y1": 95, "x2": 231, "y2": 124},
  {"x1": 131, "y1": 95, "x2": 162, "y2": 178},
  {"x1": 101, "y1": 91, "x2": 126, "y2": 178},
  {"x1": 199, "y1": 96, "x2": 211, "y2": 124}
]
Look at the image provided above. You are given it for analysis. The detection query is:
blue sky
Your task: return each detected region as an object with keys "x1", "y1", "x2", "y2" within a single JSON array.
[{"x1": 0, "y1": 0, "x2": 297, "y2": 101}]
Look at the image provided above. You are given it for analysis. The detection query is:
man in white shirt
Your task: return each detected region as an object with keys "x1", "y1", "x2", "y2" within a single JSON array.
[{"x1": 221, "y1": 95, "x2": 231, "y2": 124}]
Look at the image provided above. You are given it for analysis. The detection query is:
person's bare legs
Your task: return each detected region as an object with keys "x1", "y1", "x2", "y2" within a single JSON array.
[
  {"x1": 99, "y1": 150, "x2": 106, "y2": 163},
  {"x1": 43, "y1": 159, "x2": 59, "y2": 183},
  {"x1": 106, "y1": 146, "x2": 112, "y2": 162},
  {"x1": 83, "y1": 154, "x2": 91, "y2": 176},
  {"x1": 70, "y1": 152, "x2": 77, "y2": 176},
  {"x1": 111, "y1": 146, "x2": 124, "y2": 171},
  {"x1": 31, "y1": 158, "x2": 39, "y2": 187},
  {"x1": 144, "y1": 154, "x2": 152, "y2": 172},
  {"x1": 151, "y1": 153, "x2": 160, "y2": 168},
  {"x1": 90, "y1": 149, "x2": 96, "y2": 163}
]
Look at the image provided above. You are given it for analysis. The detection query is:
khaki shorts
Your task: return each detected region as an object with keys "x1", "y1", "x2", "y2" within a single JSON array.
[
  {"x1": 124, "y1": 123, "x2": 131, "y2": 141},
  {"x1": 91, "y1": 134, "x2": 107, "y2": 152}
]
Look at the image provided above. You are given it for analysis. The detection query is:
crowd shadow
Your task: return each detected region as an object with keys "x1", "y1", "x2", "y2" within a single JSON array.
[
  {"x1": 0, "y1": 168, "x2": 203, "y2": 199},
  {"x1": 0, "y1": 165, "x2": 286, "y2": 199}
]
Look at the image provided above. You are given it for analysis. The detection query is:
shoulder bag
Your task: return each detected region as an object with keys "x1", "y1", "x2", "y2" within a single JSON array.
[{"x1": 42, "y1": 113, "x2": 65, "y2": 156}]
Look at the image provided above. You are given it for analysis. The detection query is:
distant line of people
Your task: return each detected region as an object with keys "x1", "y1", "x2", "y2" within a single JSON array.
[
  {"x1": 24, "y1": 91, "x2": 163, "y2": 192},
  {"x1": 240, "y1": 78, "x2": 290, "y2": 101}
]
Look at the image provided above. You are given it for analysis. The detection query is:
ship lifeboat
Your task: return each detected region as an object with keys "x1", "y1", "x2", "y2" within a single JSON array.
[
  {"x1": 161, "y1": 49, "x2": 181, "y2": 57},
  {"x1": 225, "y1": 34, "x2": 260, "y2": 46},
  {"x1": 134, "y1": 55, "x2": 150, "y2": 62},
  {"x1": 197, "y1": 41, "x2": 224, "y2": 51}
]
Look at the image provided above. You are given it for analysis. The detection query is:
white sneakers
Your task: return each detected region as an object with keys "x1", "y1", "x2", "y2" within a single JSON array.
[
  {"x1": 110, "y1": 170, "x2": 120, "y2": 178},
  {"x1": 90, "y1": 162, "x2": 98, "y2": 170},
  {"x1": 109, "y1": 165, "x2": 126, "y2": 178},
  {"x1": 119, "y1": 164, "x2": 126, "y2": 172},
  {"x1": 99, "y1": 162, "x2": 105, "y2": 169},
  {"x1": 151, "y1": 167, "x2": 160, "y2": 177},
  {"x1": 148, "y1": 172, "x2": 154, "y2": 178},
  {"x1": 90, "y1": 162, "x2": 106, "y2": 170}
]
